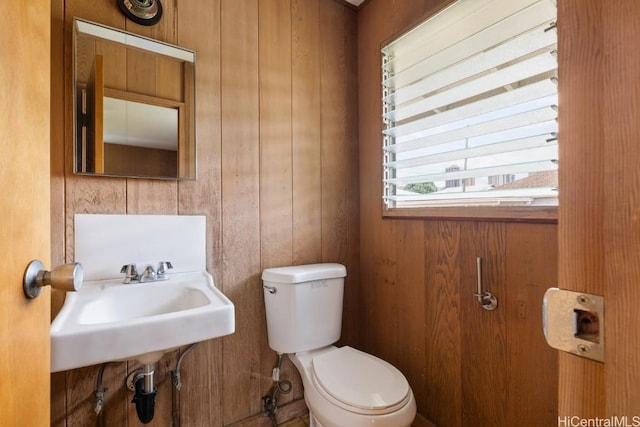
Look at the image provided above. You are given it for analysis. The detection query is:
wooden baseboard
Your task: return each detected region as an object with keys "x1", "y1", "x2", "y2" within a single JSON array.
[
  {"x1": 227, "y1": 399, "x2": 436, "y2": 427},
  {"x1": 413, "y1": 413, "x2": 438, "y2": 427},
  {"x1": 227, "y1": 399, "x2": 308, "y2": 427}
]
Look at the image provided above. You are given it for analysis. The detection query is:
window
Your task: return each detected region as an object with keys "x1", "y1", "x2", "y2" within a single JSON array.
[{"x1": 382, "y1": 0, "x2": 558, "y2": 211}]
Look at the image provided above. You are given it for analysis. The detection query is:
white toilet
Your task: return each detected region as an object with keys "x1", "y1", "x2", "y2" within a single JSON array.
[{"x1": 262, "y1": 263, "x2": 416, "y2": 427}]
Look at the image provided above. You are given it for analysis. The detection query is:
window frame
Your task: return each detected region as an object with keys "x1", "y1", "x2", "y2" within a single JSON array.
[{"x1": 379, "y1": 0, "x2": 558, "y2": 223}]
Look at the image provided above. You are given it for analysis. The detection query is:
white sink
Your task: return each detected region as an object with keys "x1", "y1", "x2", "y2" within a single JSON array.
[{"x1": 50, "y1": 271, "x2": 234, "y2": 372}]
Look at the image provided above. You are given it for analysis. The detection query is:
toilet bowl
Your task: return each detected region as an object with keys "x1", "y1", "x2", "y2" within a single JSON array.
[
  {"x1": 261, "y1": 263, "x2": 416, "y2": 426},
  {"x1": 289, "y1": 346, "x2": 416, "y2": 427}
]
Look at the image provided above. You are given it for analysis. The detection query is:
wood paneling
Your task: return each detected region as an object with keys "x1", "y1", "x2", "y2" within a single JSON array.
[
  {"x1": 556, "y1": 0, "x2": 605, "y2": 418},
  {"x1": 320, "y1": 0, "x2": 361, "y2": 349},
  {"x1": 558, "y1": 0, "x2": 640, "y2": 417},
  {"x1": 602, "y1": 1, "x2": 640, "y2": 414},
  {"x1": 292, "y1": 0, "x2": 322, "y2": 265},
  {"x1": 358, "y1": 1, "x2": 559, "y2": 426},
  {"x1": 505, "y1": 223, "x2": 558, "y2": 426},
  {"x1": 220, "y1": 0, "x2": 262, "y2": 423},
  {"x1": 50, "y1": 0, "x2": 358, "y2": 426},
  {"x1": 460, "y1": 222, "x2": 508, "y2": 427},
  {"x1": 423, "y1": 221, "x2": 462, "y2": 426},
  {"x1": 258, "y1": 0, "x2": 300, "y2": 410},
  {"x1": 174, "y1": 0, "x2": 224, "y2": 425},
  {"x1": 47, "y1": 0, "x2": 640, "y2": 425}
]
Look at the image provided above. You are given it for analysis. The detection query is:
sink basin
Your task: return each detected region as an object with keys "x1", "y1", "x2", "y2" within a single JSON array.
[{"x1": 50, "y1": 271, "x2": 235, "y2": 372}]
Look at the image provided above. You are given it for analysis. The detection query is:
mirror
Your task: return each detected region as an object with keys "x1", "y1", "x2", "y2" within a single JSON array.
[{"x1": 73, "y1": 18, "x2": 196, "y2": 179}]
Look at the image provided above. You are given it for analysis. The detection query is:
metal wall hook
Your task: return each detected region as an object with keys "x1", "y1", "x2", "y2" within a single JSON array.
[
  {"x1": 23, "y1": 259, "x2": 83, "y2": 299},
  {"x1": 474, "y1": 257, "x2": 498, "y2": 311}
]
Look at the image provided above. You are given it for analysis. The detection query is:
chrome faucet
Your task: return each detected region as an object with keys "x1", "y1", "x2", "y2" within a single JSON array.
[
  {"x1": 120, "y1": 262, "x2": 173, "y2": 284},
  {"x1": 120, "y1": 264, "x2": 139, "y2": 284},
  {"x1": 156, "y1": 261, "x2": 173, "y2": 280},
  {"x1": 140, "y1": 265, "x2": 157, "y2": 282}
]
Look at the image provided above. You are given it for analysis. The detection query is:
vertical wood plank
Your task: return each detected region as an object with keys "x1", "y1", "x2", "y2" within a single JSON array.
[
  {"x1": 395, "y1": 220, "x2": 426, "y2": 412},
  {"x1": 291, "y1": 0, "x2": 322, "y2": 265},
  {"x1": 602, "y1": 0, "x2": 640, "y2": 415},
  {"x1": 423, "y1": 221, "x2": 462, "y2": 427},
  {"x1": 176, "y1": 0, "x2": 224, "y2": 424},
  {"x1": 369, "y1": 224, "x2": 399, "y2": 364},
  {"x1": 259, "y1": 0, "x2": 293, "y2": 273},
  {"x1": 355, "y1": 0, "x2": 387, "y2": 356},
  {"x1": 258, "y1": 0, "x2": 301, "y2": 410},
  {"x1": 126, "y1": 180, "x2": 178, "y2": 214},
  {"x1": 220, "y1": 0, "x2": 262, "y2": 423},
  {"x1": 460, "y1": 222, "x2": 507, "y2": 427},
  {"x1": 557, "y1": 0, "x2": 606, "y2": 418},
  {"x1": 342, "y1": 5, "x2": 361, "y2": 350},
  {"x1": 319, "y1": 0, "x2": 361, "y2": 353},
  {"x1": 320, "y1": 0, "x2": 350, "y2": 264},
  {"x1": 505, "y1": 223, "x2": 558, "y2": 426}
]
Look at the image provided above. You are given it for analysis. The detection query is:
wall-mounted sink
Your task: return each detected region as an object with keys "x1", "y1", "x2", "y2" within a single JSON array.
[{"x1": 50, "y1": 270, "x2": 234, "y2": 372}]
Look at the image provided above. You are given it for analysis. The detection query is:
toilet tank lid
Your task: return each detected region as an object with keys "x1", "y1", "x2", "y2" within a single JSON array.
[{"x1": 262, "y1": 263, "x2": 346, "y2": 284}]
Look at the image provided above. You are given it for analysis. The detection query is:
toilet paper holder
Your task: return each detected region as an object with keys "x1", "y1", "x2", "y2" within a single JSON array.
[{"x1": 474, "y1": 257, "x2": 498, "y2": 311}]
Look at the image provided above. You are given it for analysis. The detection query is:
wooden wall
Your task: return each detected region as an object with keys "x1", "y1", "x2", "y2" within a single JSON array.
[
  {"x1": 557, "y1": 0, "x2": 640, "y2": 417},
  {"x1": 358, "y1": 1, "x2": 559, "y2": 426},
  {"x1": 50, "y1": 0, "x2": 358, "y2": 426}
]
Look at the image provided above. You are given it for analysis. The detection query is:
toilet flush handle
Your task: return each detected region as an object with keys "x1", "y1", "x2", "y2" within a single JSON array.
[{"x1": 263, "y1": 284, "x2": 277, "y2": 294}]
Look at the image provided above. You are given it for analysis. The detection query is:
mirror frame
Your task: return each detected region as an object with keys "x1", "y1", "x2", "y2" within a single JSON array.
[{"x1": 72, "y1": 18, "x2": 197, "y2": 180}]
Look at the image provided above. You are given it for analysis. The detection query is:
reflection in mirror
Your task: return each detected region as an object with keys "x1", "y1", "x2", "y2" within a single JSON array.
[{"x1": 73, "y1": 18, "x2": 196, "y2": 179}]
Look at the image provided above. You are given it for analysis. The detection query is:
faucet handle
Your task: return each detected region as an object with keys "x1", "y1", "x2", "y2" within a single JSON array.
[
  {"x1": 140, "y1": 265, "x2": 157, "y2": 282},
  {"x1": 120, "y1": 264, "x2": 138, "y2": 284},
  {"x1": 157, "y1": 261, "x2": 173, "y2": 278}
]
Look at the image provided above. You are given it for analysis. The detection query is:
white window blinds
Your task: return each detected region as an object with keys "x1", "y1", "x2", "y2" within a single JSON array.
[{"x1": 382, "y1": 0, "x2": 558, "y2": 208}]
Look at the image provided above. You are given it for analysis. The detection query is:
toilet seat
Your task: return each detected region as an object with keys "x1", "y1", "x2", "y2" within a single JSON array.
[{"x1": 311, "y1": 346, "x2": 411, "y2": 416}]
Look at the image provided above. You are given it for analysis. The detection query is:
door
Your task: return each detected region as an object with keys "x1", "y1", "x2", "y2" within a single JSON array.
[
  {"x1": 0, "y1": 0, "x2": 51, "y2": 425},
  {"x1": 558, "y1": 0, "x2": 640, "y2": 418}
]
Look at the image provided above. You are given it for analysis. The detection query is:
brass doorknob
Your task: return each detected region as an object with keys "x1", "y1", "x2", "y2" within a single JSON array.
[{"x1": 23, "y1": 260, "x2": 83, "y2": 299}]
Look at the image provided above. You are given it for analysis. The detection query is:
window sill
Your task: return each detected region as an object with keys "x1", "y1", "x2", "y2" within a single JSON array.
[{"x1": 382, "y1": 205, "x2": 558, "y2": 223}]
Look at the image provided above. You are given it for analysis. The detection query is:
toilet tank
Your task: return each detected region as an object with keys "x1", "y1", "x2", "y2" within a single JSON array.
[{"x1": 262, "y1": 263, "x2": 347, "y2": 354}]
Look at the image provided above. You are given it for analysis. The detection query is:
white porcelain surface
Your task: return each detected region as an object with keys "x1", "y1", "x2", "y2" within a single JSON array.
[
  {"x1": 262, "y1": 264, "x2": 345, "y2": 354},
  {"x1": 74, "y1": 214, "x2": 206, "y2": 281},
  {"x1": 290, "y1": 347, "x2": 416, "y2": 427},
  {"x1": 261, "y1": 263, "x2": 346, "y2": 284},
  {"x1": 312, "y1": 346, "x2": 411, "y2": 413},
  {"x1": 51, "y1": 271, "x2": 234, "y2": 372},
  {"x1": 51, "y1": 214, "x2": 235, "y2": 373}
]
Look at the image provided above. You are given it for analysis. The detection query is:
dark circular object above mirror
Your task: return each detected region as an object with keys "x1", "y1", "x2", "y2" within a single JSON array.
[{"x1": 116, "y1": 0, "x2": 163, "y2": 26}]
